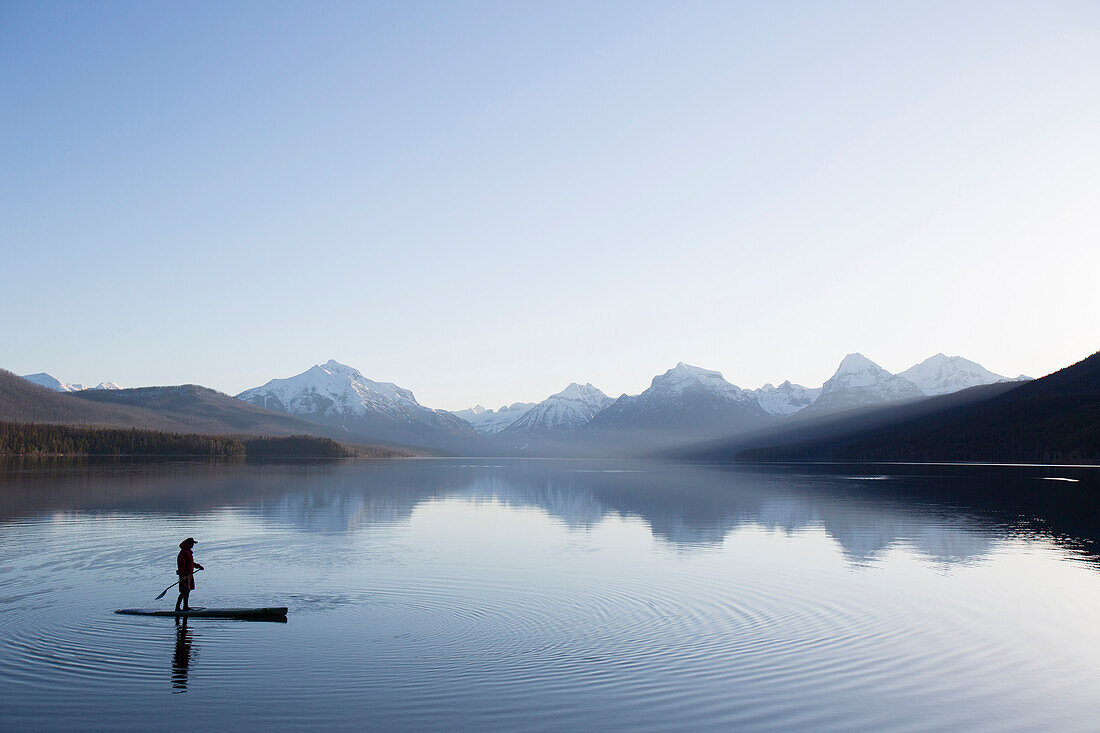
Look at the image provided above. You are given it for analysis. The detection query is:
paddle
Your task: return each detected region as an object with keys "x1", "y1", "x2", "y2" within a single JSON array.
[{"x1": 154, "y1": 568, "x2": 203, "y2": 600}]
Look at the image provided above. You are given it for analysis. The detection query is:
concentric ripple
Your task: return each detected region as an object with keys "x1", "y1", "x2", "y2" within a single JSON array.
[{"x1": 2, "y1": 460, "x2": 1100, "y2": 732}]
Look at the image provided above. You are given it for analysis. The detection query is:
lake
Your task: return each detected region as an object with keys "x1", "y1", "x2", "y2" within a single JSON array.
[{"x1": 1, "y1": 459, "x2": 1099, "y2": 731}]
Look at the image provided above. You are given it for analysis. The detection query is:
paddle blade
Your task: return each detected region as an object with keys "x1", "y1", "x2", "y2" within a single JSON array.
[{"x1": 154, "y1": 579, "x2": 180, "y2": 600}]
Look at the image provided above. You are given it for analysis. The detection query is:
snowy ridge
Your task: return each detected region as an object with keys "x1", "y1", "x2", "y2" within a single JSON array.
[
  {"x1": 897, "y1": 353, "x2": 1008, "y2": 396},
  {"x1": 751, "y1": 381, "x2": 821, "y2": 416},
  {"x1": 237, "y1": 359, "x2": 426, "y2": 419},
  {"x1": 21, "y1": 373, "x2": 122, "y2": 392},
  {"x1": 504, "y1": 383, "x2": 613, "y2": 435},
  {"x1": 636, "y1": 362, "x2": 761, "y2": 410},
  {"x1": 652, "y1": 363, "x2": 747, "y2": 399},
  {"x1": 19, "y1": 352, "x2": 1029, "y2": 450},
  {"x1": 236, "y1": 359, "x2": 479, "y2": 449},
  {"x1": 452, "y1": 402, "x2": 537, "y2": 434},
  {"x1": 586, "y1": 362, "x2": 772, "y2": 445},
  {"x1": 810, "y1": 353, "x2": 923, "y2": 410}
]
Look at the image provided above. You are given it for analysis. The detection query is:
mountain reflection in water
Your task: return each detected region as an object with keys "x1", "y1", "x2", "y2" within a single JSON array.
[
  {"x1": 1, "y1": 459, "x2": 1095, "y2": 566},
  {"x1": 2, "y1": 459, "x2": 1099, "y2": 732}
]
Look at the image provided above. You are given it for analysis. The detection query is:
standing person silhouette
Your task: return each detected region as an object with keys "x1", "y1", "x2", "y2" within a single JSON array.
[{"x1": 175, "y1": 538, "x2": 204, "y2": 612}]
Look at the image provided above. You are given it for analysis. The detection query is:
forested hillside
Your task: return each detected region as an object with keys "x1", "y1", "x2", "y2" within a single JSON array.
[
  {"x1": 0, "y1": 422, "x2": 245, "y2": 457},
  {"x1": 0, "y1": 422, "x2": 355, "y2": 458}
]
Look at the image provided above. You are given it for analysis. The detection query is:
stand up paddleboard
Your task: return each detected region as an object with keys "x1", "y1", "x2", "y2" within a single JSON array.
[{"x1": 115, "y1": 607, "x2": 288, "y2": 620}]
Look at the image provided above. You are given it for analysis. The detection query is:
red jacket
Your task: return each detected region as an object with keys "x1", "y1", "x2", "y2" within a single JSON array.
[{"x1": 177, "y1": 548, "x2": 197, "y2": 576}]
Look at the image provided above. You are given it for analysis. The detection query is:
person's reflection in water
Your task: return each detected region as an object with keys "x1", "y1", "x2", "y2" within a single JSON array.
[{"x1": 172, "y1": 618, "x2": 194, "y2": 692}]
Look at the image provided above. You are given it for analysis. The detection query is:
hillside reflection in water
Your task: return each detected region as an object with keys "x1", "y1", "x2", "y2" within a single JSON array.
[
  {"x1": 2, "y1": 459, "x2": 1099, "y2": 732},
  {"x1": 3, "y1": 459, "x2": 1094, "y2": 565}
]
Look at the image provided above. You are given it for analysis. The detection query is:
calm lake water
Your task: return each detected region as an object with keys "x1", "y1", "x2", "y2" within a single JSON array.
[{"x1": 2, "y1": 459, "x2": 1099, "y2": 731}]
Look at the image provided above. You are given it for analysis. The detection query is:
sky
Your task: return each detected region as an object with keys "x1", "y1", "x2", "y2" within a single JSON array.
[{"x1": 3, "y1": 1, "x2": 1098, "y2": 410}]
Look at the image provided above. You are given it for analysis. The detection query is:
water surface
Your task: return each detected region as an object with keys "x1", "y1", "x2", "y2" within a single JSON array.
[{"x1": 1, "y1": 459, "x2": 1099, "y2": 731}]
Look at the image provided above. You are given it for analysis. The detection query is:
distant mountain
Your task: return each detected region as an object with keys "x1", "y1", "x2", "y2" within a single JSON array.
[
  {"x1": 21, "y1": 372, "x2": 122, "y2": 392},
  {"x1": 502, "y1": 383, "x2": 612, "y2": 439},
  {"x1": 737, "y1": 350, "x2": 1100, "y2": 464},
  {"x1": 751, "y1": 381, "x2": 820, "y2": 416},
  {"x1": 452, "y1": 402, "x2": 537, "y2": 435},
  {"x1": 898, "y1": 354, "x2": 1010, "y2": 395},
  {"x1": 3, "y1": 369, "x2": 162, "y2": 426},
  {"x1": 236, "y1": 359, "x2": 481, "y2": 452},
  {"x1": 69, "y1": 384, "x2": 390, "y2": 441},
  {"x1": 675, "y1": 382, "x2": 1014, "y2": 462},
  {"x1": 21, "y1": 373, "x2": 77, "y2": 392},
  {"x1": 586, "y1": 363, "x2": 774, "y2": 454},
  {"x1": 809, "y1": 353, "x2": 923, "y2": 411},
  {"x1": 0, "y1": 368, "x2": 381, "y2": 444},
  {"x1": 11, "y1": 351, "x2": 1043, "y2": 458}
]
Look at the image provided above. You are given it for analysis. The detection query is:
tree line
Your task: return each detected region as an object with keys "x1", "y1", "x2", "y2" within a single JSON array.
[{"x1": 0, "y1": 422, "x2": 350, "y2": 458}]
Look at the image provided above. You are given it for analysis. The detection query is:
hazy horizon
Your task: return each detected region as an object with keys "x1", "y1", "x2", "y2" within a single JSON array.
[
  {"x1": 13, "y1": 347, "x2": 1068, "y2": 413},
  {"x1": 4, "y1": 1, "x2": 1098, "y2": 410}
]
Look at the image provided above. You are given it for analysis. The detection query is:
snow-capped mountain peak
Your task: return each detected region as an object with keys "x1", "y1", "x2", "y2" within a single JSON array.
[
  {"x1": 650, "y1": 362, "x2": 746, "y2": 398},
  {"x1": 503, "y1": 383, "x2": 613, "y2": 435},
  {"x1": 832, "y1": 353, "x2": 888, "y2": 384},
  {"x1": 584, "y1": 362, "x2": 773, "y2": 449},
  {"x1": 236, "y1": 360, "x2": 478, "y2": 449},
  {"x1": 238, "y1": 360, "x2": 424, "y2": 417},
  {"x1": 811, "y1": 353, "x2": 923, "y2": 410},
  {"x1": 898, "y1": 353, "x2": 1008, "y2": 396},
  {"x1": 553, "y1": 382, "x2": 606, "y2": 400},
  {"x1": 319, "y1": 359, "x2": 368, "y2": 381},
  {"x1": 752, "y1": 380, "x2": 821, "y2": 416},
  {"x1": 21, "y1": 372, "x2": 77, "y2": 392},
  {"x1": 452, "y1": 401, "x2": 538, "y2": 435},
  {"x1": 21, "y1": 372, "x2": 122, "y2": 392}
]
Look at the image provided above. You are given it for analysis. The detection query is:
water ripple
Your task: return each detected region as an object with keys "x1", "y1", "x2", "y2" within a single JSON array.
[{"x1": 3, "y1": 461, "x2": 1100, "y2": 732}]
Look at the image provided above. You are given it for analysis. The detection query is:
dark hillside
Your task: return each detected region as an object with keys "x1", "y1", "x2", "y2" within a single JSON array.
[
  {"x1": 71, "y1": 384, "x2": 356, "y2": 437},
  {"x1": 0, "y1": 369, "x2": 419, "y2": 453},
  {"x1": 676, "y1": 382, "x2": 1017, "y2": 461},
  {"x1": 738, "y1": 351, "x2": 1100, "y2": 464},
  {"x1": 0, "y1": 369, "x2": 172, "y2": 427},
  {"x1": 1001, "y1": 350, "x2": 1100, "y2": 397}
]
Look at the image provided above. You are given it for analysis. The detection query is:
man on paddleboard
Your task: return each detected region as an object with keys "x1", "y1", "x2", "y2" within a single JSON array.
[{"x1": 175, "y1": 538, "x2": 204, "y2": 612}]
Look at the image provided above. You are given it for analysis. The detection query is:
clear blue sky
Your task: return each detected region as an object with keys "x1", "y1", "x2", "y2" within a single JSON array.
[{"x1": 3, "y1": 1, "x2": 1098, "y2": 409}]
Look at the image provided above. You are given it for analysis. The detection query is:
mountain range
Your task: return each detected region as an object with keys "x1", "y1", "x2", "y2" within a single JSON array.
[
  {"x1": 0, "y1": 369, "x2": 394, "y2": 447},
  {"x1": 21, "y1": 373, "x2": 121, "y2": 392},
  {"x1": 451, "y1": 403, "x2": 538, "y2": 434},
  {"x1": 462, "y1": 352, "x2": 1024, "y2": 454},
  {"x1": 808, "y1": 353, "x2": 924, "y2": 410},
  {"x1": 734, "y1": 350, "x2": 1100, "y2": 464},
  {"x1": 10, "y1": 351, "x2": 1044, "y2": 457}
]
